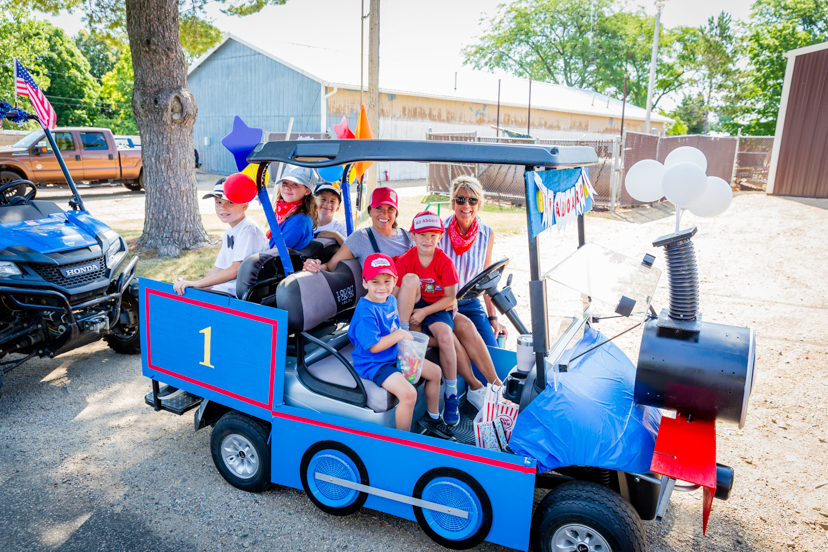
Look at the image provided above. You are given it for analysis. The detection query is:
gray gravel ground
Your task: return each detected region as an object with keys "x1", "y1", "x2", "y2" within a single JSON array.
[{"x1": 1, "y1": 189, "x2": 826, "y2": 551}]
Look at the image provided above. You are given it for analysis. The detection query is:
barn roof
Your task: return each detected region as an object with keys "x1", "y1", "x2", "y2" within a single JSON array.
[{"x1": 189, "y1": 34, "x2": 672, "y2": 124}]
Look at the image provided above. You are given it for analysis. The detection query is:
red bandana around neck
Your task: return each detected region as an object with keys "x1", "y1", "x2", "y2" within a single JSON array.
[
  {"x1": 275, "y1": 199, "x2": 302, "y2": 225},
  {"x1": 447, "y1": 216, "x2": 479, "y2": 256}
]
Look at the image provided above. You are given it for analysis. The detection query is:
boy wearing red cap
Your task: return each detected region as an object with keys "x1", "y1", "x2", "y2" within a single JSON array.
[
  {"x1": 394, "y1": 211, "x2": 461, "y2": 426},
  {"x1": 347, "y1": 253, "x2": 451, "y2": 438}
]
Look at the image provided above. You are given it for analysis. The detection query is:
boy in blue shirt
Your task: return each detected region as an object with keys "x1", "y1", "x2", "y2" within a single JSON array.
[{"x1": 348, "y1": 253, "x2": 453, "y2": 438}]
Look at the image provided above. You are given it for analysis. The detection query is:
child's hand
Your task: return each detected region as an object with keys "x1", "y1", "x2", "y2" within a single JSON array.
[
  {"x1": 409, "y1": 309, "x2": 426, "y2": 326},
  {"x1": 173, "y1": 279, "x2": 194, "y2": 295},
  {"x1": 399, "y1": 330, "x2": 414, "y2": 341},
  {"x1": 303, "y1": 258, "x2": 322, "y2": 273}
]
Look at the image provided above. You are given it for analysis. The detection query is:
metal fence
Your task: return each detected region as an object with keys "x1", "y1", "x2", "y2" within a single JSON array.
[
  {"x1": 733, "y1": 136, "x2": 774, "y2": 189},
  {"x1": 425, "y1": 132, "x2": 619, "y2": 208},
  {"x1": 658, "y1": 134, "x2": 738, "y2": 182}
]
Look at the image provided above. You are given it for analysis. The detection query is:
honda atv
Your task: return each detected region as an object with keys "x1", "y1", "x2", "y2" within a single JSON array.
[{"x1": 0, "y1": 104, "x2": 140, "y2": 396}]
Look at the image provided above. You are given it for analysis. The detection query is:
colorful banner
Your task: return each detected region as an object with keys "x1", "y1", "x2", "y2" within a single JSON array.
[{"x1": 525, "y1": 168, "x2": 595, "y2": 238}]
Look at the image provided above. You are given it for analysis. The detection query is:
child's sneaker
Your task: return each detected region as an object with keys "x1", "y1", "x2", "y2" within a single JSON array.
[
  {"x1": 418, "y1": 414, "x2": 456, "y2": 440},
  {"x1": 466, "y1": 386, "x2": 486, "y2": 411},
  {"x1": 443, "y1": 394, "x2": 460, "y2": 426}
]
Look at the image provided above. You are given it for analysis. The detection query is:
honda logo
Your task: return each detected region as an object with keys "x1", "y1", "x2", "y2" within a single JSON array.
[{"x1": 60, "y1": 262, "x2": 100, "y2": 278}]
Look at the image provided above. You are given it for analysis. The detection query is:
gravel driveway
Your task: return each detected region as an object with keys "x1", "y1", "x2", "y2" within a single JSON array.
[{"x1": 1, "y1": 190, "x2": 826, "y2": 552}]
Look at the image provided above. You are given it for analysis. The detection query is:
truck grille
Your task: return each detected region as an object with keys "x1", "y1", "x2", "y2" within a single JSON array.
[{"x1": 29, "y1": 255, "x2": 108, "y2": 288}]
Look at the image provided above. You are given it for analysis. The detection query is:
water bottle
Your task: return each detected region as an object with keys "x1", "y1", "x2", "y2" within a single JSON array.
[{"x1": 496, "y1": 331, "x2": 506, "y2": 348}]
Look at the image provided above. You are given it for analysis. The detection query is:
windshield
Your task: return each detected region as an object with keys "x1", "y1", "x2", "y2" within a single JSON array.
[{"x1": 11, "y1": 130, "x2": 45, "y2": 150}]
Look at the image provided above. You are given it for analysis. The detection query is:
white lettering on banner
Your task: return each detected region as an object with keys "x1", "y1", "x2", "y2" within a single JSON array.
[{"x1": 534, "y1": 168, "x2": 595, "y2": 234}]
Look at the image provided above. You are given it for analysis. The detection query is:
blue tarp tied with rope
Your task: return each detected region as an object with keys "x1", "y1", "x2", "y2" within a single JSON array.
[{"x1": 509, "y1": 326, "x2": 661, "y2": 474}]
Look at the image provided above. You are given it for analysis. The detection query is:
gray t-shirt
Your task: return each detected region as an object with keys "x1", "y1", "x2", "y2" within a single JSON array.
[{"x1": 344, "y1": 227, "x2": 413, "y2": 266}]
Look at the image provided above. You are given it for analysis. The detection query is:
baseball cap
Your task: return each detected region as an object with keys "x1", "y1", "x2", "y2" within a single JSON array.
[
  {"x1": 280, "y1": 164, "x2": 317, "y2": 188},
  {"x1": 369, "y1": 187, "x2": 398, "y2": 210},
  {"x1": 410, "y1": 211, "x2": 444, "y2": 234},
  {"x1": 315, "y1": 180, "x2": 342, "y2": 201},
  {"x1": 202, "y1": 178, "x2": 228, "y2": 200},
  {"x1": 362, "y1": 253, "x2": 398, "y2": 281}
]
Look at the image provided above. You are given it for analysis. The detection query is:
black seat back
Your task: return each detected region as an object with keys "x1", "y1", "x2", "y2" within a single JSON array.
[
  {"x1": 235, "y1": 237, "x2": 340, "y2": 302},
  {"x1": 0, "y1": 200, "x2": 64, "y2": 224},
  {"x1": 275, "y1": 259, "x2": 365, "y2": 334}
]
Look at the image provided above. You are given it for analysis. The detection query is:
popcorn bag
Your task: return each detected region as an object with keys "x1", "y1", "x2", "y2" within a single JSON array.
[{"x1": 474, "y1": 384, "x2": 520, "y2": 450}]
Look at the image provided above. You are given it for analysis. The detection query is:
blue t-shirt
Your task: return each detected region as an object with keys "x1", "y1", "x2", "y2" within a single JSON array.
[
  {"x1": 271, "y1": 214, "x2": 313, "y2": 251},
  {"x1": 347, "y1": 295, "x2": 400, "y2": 381}
]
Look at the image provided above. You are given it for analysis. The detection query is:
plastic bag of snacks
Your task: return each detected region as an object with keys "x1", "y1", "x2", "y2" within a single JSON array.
[
  {"x1": 474, "y1": 384, "x2": 520, "y2": 451},
  {"x1": 396, "y1": 331, "x2": 428, "y2": 384}
]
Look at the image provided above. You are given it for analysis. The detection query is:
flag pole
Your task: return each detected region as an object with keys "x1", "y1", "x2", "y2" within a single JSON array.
[{"x1": 13, "y1": 58, "x2": 18, "y2": 109}]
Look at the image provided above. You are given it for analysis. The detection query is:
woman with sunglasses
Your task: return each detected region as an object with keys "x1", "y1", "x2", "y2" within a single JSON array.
[
  {"x1": 268, "y1": 164, "x2": 319, "y2": 250},
  {"x1": 440, "y1": 175, "x2": 508, "y2": 347}
]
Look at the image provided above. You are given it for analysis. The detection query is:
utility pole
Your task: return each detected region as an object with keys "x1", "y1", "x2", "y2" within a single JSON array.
[
  {"x1": 366, "y1": 0, "x2": 380, "y2": 203},
  {"x1": 360, "y1": 0, "x2": 367, "y2": 106},
  {"x1": 643, "y1": 0, "x2": 666, "y2": 134}
]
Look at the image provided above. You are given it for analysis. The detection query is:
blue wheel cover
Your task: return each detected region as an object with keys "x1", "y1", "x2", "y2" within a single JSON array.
[
  {"x1": 306, "y1": 451, "x2": 361, "y2": 509},
  {"x1": 421, "y1": 477, "x2": 483, "y2": 541}
]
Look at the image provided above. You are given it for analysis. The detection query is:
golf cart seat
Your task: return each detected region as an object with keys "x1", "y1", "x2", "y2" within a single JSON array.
[{"x1": 235, "y1": 237, "x2": 340, "y2": 302}]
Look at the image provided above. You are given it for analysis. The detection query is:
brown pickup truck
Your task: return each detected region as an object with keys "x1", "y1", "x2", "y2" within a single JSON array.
[{"x1": 0, "y1": 127, "x2": 144, "y2": 191}]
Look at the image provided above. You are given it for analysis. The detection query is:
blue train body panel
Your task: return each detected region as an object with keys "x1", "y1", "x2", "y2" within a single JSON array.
[
  {"x1": 139, "y1": 279, "x2": 288, "y2": 419},
  {"x1": 271, "y1": 405, "x2": 537, "y2": 551}
]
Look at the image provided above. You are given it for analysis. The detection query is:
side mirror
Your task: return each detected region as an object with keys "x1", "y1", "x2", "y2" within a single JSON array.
[{"x1": 32, "y1": 146, "x2": 48, "y2": 155}]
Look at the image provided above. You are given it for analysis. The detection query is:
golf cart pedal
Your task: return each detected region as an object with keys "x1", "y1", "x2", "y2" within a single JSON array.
[{"x1": 144, "y1": 386, "x2": 202, "y2": 415}]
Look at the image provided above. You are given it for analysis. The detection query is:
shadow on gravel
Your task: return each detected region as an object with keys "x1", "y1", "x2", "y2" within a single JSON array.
[
  {"x1": 52, "y1": 510, "x2": 192, "y2": 552},
  {"x1": 780, "y1": 196, "x2": 828, "y2": 210}
]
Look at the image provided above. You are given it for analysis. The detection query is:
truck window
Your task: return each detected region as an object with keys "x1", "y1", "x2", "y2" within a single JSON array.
[
  {"x1": 44, "y1": 133, "x2": 76, "y2": 153},
  {"x1": 80, "y1": 132, "x2": 109, "y2": 150}
]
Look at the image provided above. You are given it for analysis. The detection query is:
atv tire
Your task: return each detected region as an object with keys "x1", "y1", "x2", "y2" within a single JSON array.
[{"x1": 105, "y1": 290, "x2": 140, "y2": 354}]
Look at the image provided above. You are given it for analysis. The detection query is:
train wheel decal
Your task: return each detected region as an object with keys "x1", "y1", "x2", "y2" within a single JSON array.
[
  {"x1": 300, "y1": 441, "x2": 369, "y2": 516},
  {"x1": 412, "y1": 467, "x2": 493, "y2": 550}
]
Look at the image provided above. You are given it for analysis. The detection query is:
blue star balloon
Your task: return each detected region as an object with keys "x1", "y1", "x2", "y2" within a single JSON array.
[{"x1": 222, "y1": 116, "x2": 263, "y2": 172}]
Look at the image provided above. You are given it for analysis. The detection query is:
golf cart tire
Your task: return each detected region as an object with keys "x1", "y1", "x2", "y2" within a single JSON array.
[
  {"x1": 210, "y1": 411, "x2": 272, "y2": 493},
  {"x1": 530, "y1": 481, "x2": 647, "y2": 552},
  {"x1": 104, "y1": 291, "x2": 141, "y2": 355}
]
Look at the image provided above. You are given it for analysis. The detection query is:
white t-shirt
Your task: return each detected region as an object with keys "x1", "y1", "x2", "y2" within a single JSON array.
[
  {"x1": 212, "y1": 216, "x2": 268, "y2": 297},
  {"x1": 315, "y1": 219, "x2": 347, "y2": 236}
]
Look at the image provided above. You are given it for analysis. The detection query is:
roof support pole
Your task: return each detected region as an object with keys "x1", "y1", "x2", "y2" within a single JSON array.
[{"x1": 366, "y1": 0, "x2": 380, "y2": 203}]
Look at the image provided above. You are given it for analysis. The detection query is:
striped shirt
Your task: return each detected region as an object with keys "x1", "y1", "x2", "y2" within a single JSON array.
[{"x1": 439, "y1": 215, "x2": 492, "y2": 289}]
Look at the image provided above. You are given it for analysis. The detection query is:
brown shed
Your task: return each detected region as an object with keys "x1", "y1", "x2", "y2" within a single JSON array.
[{"x1": 767, "y1": 41, "x2": 828, "y2": 197}]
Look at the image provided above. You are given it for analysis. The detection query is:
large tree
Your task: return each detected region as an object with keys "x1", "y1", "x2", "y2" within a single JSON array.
[
  {"x1": 721, "y1": 0, "x2": 828, "y2": 135},
  {"x1": 21, "y1": 0, "x2": 287, "y2": 256},
  {"x1": 462, "y1": 0, "x2": 694, "y2": 110}
]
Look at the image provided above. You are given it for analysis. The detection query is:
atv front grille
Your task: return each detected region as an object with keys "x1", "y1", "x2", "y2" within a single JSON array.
[{"x1": 29, "y1": 255, "x2": 108, "y2": 288}]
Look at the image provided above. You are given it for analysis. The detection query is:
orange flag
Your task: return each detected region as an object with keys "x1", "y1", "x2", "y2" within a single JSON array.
[{"x1": 351, "y1": 104, "x2": 374, "y2": 183}]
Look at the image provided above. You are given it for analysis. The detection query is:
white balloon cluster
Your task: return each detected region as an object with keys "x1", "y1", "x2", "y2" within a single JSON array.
[{"x1": 625, "y1": 146, "x2": 733, "y2": 218}]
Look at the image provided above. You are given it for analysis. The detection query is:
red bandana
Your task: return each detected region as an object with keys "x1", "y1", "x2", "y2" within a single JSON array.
[
  {"x1": 275, "y1": 199, "x2": 302, "y2": 225},
  {"x1": 447, "y1": 216, "x2": 479, "y2": 256}
]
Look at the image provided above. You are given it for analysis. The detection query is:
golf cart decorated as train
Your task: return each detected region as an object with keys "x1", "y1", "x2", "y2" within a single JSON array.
[
  {"x1": 0, "y1": 104, "x2": 140, "y2": 396},
  {"x1": 140, "y1": 136, "x2": 756, "y2": 551}
]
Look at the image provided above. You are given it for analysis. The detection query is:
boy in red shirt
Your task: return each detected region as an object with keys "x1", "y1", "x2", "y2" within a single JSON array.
[{"x1": 395, "y1": 211, "x2": 461, "y2": 425}]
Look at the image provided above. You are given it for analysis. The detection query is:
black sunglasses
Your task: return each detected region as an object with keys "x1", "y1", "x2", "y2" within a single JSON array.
[{"x1": 453, "y1": 196, "x2": 479, "y2": 206}]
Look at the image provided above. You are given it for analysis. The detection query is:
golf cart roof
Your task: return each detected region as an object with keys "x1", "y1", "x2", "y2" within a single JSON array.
[{"x1": 248, "y1": 139, "x2": 598, "y2": 169}]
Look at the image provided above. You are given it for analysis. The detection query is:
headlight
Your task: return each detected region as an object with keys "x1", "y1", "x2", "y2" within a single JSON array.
[
  {"x1": 106, "y1": 236, "x2": 124, "y2": 267},
  {"x1": 0, "y1": 261, "x2": 22, "y2": 278}
]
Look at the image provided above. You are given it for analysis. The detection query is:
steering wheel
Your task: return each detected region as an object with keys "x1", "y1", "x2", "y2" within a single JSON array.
[
  {"x1": 0, "y1": 180, "x2": 37, "y2": 205},
  {"x1": 456, "y1": 258, "x2": 510, "y2": 301}
]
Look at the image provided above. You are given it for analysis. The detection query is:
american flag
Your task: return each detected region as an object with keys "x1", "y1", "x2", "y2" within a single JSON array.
[{"x1": 14, "y1": 59, "x2": 57, "y2": 129}]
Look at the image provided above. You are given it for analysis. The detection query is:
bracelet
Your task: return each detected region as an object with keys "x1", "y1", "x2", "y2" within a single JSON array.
[{"x1": 488, "y1": 316, "x2": 497, "y2": 321}]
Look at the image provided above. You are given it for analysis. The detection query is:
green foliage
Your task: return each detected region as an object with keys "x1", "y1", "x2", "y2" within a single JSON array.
[
  {"x1": 179, "y1": 11, "x2": 223, "y2": 63},
  {"x1": 721, "y1": 0, "x2": 828, "y2": 135},
  {"x1": 668, "y1": 94, "x2": 707, "y2": 134},
  {"x1": 0, "y1": 6, "x2": 50, "y2": 129},
  {"x1": 74, "y1": 30, "x2": 121, "y2": 82},
  {"x1": 36, "y1": 23, "x2": 100, "y2": 126},
  {"x1": 95, "y1": 48, "x2": 137, "y2": 134},
  {"x1": 463, "y1": 0, "x2": 695, "y2": 110}
]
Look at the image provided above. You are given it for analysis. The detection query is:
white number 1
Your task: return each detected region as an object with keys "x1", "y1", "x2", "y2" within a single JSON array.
[{"x1": 199, "y1": 326, "x2": 215, "y2": 368}]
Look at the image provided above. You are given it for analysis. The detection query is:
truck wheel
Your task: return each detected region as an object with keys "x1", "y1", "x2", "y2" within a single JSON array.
[
  {"x1": 530, "y1": 481, "x2": 647, "y2": 552},
  {"x1": 210, "y1": 411, "x2": 271, "y2": 493},
  {"x1": 104, "y1": 291, "x2": 141, "y2": 354},
  {"x1": 122, "y1": 171, "x2": 143, "y2": 191}
]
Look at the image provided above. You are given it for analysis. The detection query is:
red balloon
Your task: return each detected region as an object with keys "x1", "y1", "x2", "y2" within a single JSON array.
[{"x1": 224, "y1": 173, "x2": 258, "y2": 204}]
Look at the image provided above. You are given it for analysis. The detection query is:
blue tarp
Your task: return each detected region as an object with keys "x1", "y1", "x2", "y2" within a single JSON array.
[{"x1": 509, "y1": 326, "x2": 660, "y2": 474}]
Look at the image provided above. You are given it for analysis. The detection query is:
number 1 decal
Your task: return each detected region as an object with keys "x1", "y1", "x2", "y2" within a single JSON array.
[{"x1": 199, "y1": 326, "x2": 215, "y2": 368}]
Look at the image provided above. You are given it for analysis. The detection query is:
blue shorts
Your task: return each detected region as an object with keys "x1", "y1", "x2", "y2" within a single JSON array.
[
  {"x1": 372, "y1": 363, "x2": 400, "y2": 386},
  {"x1": 414, "y1": 298, "x2": 454, "y2": 337}
]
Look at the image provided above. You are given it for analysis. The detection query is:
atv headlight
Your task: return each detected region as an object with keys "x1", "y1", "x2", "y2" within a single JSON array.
[
  {"x1": 106, "y1": 238, "x2": 124, "y2": 267},
  {"x1": 0, "y1": 261, "x2": 22, "y2": 278}
]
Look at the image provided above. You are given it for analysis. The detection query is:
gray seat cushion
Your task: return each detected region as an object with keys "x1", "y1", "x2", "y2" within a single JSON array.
[{"x1": 306, "y1": 344, "x2": 396, "y2": 413}]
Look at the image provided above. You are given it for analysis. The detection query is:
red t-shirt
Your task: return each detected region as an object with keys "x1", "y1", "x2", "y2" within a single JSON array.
[{"x1": 395, "y1": 247, "x2": 460, "y2": 304}]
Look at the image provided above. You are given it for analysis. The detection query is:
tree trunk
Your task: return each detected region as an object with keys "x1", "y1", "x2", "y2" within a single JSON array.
[{"x1": 126, "y1": 0, "x2": 210, "y2": 257}]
